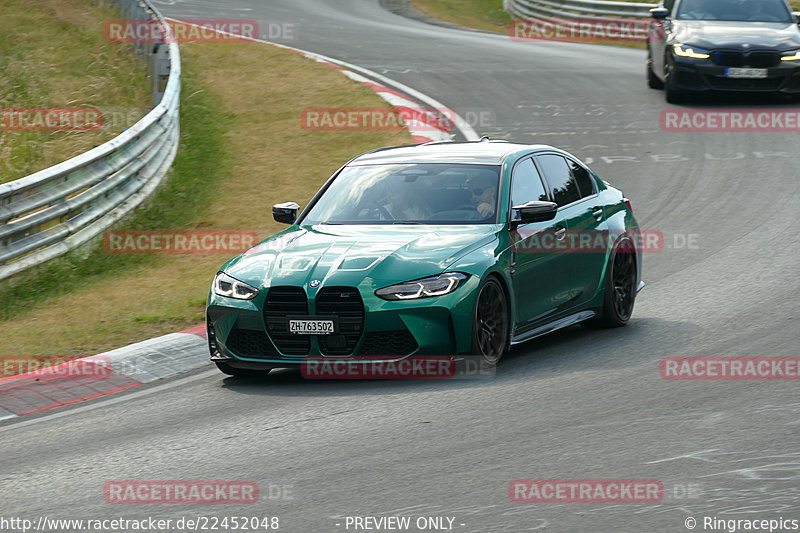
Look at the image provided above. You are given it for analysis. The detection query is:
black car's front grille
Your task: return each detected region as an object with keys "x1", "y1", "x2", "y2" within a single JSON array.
[
  {"x1": 712, "y1": 51, "x2": 744, "y2": 67},
  {"x1": 227, "y1": 328, "x2": 277, "y2": 358},
  {"x1": 711, "y1": 50, "x2": 780, "y2": 68},
  {"x1": 748, "y1": 51, "x2": 781, "y2": 68},
  {"x1": 316, "y1": 287, "x2": 365, "y2": 355},
  {"x1": 264, "y1": 286, "x2": 310, "y2": 355},
  {"x1": 357, "y1": 329, "x2": 418, "y2": 356}
]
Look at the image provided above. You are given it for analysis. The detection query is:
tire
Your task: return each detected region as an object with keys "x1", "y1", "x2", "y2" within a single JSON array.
[
  {"x1": 647, "y1": 53, "x2": 664, "y2": 89},
  {"x1": 583, "y1": 238, "x2": 637, "y2": 329},
  {"x1": 215, "y1": 361, "x2": 271, "y2": 378},
  {"x1": 470, "y1": 277, "x2": 510, "y2": 366}
]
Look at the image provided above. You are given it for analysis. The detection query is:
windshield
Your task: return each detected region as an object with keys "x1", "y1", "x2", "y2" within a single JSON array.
[
  {"x1": 675, "y1": 0, "x2": 793, "y2": 21},
  {"x1": 300, "y1": 163, "x2": 502, "y2": 225}
]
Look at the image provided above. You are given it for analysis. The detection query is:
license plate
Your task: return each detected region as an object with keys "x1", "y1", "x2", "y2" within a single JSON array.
[
  {"x1": 725, "y1": 68, "x2": 768, "y2": 79},
  {"x1": 288, "y1": 318, "x2": 335, "y2": 335}
]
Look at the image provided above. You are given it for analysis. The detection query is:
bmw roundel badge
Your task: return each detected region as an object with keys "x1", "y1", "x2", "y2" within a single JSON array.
[{"x1": 309, "y1": 280, "x2": 321, "y2": 288}]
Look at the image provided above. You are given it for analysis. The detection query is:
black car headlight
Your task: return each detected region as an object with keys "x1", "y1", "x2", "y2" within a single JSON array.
[
  {"x1": 213, "y1": 272, "x2": 259, "y2": 300},
  {"x1": 673, "y1": 44, "x2": 710, "y2": 59},
  {"x1": 781, "y1": 50, "x2": 800, "y2": 62},
  {"x1": 376, "y1": 272, "x2": 469, "y2": 301}
]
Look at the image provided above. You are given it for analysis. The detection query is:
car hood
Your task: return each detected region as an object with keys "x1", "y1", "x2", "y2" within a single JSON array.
[
  {"x1": 671, "y1": 21, "x2": 800, "y2": 50},
  {"x1": 221, "y1": 224, "x2": 498, "y2": 289}
]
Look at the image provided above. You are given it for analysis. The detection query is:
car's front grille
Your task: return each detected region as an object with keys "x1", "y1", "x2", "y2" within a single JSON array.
[
  {"x1": 711, "y1": 50, "x2": 780, "y2": 68},
  {"x1": 316, "y1": 287, "x2": 365, "y2": 355},
  {"x1": 357, "y1": 329, "x2": 418, "y2": 356},
  {"x1": 748, "y1": 51, "x2": 781, "y2": 68},
  {"x1": 264, "y1": 286, "x2": 310, "y2": 355},
  {"x1": 712, "y1": 51, "x2": 744, "y2": 67},
  {"x1": 227, "y1": 328, "x2": 277, "y2": 358}
]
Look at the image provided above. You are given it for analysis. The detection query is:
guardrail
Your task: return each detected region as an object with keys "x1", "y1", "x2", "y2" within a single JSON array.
[
  {"x1": 504, "y1": 0, "x2": 657, "y2": 19},
  {"x1": 0, "y1": 0, "x2": 180, "y2": 281}
]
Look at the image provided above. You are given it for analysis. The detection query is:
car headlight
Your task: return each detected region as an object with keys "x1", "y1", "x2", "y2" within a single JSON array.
[
  {"x1": 673, "y1": 44, "x2": 710, "y2": 59},
  {"x1": 781, "y1": 50, "x2": 800, "y2": 61},
  {"x1": 375, "y1": 272, "x2": 469, "y2": 301},
  {"x1": 213, "y1": 272, "x2": 259, "y2": 300}
]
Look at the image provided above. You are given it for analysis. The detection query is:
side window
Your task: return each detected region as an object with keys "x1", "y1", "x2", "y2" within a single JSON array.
[
  {"x1": 535, "y1": 154, "x2": 580, "y2": 207},
  {"x1": 567, "y1": 158, "x2": 595, "y2": 197},
  {"x1": 664, "y1": 0, "x2": 675, "y2": 13},
  {"x1": 510, "y1": 158, "x2": 548, "y2": 208}
]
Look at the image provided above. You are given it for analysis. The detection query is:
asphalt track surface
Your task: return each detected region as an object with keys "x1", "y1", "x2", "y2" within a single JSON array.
[{"x1": 3, "y1": 2, "x2": 800, "y2": 532}]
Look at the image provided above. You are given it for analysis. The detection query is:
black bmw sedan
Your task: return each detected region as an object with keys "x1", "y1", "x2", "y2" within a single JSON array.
[{"x1": 647, "y1": 0, "x2": 800, "y2": 102}]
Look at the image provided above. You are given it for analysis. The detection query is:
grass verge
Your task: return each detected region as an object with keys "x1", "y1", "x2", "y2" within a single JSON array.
[
  {"x1": 411, "y1": 0, "x2": 512, "y2": 32},
  {"x1": 0, "y1": 37, "x2": 410, "y2": 362},
  {"x1": 411, "y1": 0, "x2": 654, "y2": 48},
  {"x1": 412, "y1": 0, "x2": 800, "y2": 30},
  {"x1": 0, "y1": 0, "x2": 150, "y2": 183}
]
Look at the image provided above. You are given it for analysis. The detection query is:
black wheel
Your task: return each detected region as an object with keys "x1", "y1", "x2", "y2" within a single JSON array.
[
  {"x1": 470, "y1": 277, "x2": 509, "y2": 366},
  {"x1": 215, "y1": 362, "x2": 271, "y2": 378},
  {"x1": 583, "y1": 238, "x2": 637, "y2": 328},
  {"x1": 647, "y1": 53, "x2": 664, "y2": 89}
]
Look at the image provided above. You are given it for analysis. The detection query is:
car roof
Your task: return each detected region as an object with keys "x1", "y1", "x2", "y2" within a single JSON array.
[{"x1": 348, "y1": 140, "x2": 559, "y2": 166}]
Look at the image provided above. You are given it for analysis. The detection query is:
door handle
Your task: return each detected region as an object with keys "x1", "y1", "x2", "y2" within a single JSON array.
[
  {"x1": 555, "y1": 227, "x2": 566, "y2": 240},
  {"x1": 592, "y1": 208, "x2": 604, "y2": 221}
]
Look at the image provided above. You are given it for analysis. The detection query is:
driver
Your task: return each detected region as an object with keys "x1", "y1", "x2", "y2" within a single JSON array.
[{"x1": 466, "y1": 173, "x2": 498, "y2": 218}]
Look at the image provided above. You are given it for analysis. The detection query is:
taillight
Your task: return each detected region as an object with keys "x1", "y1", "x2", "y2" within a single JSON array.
[{"x1": 623, "y1": 198, "x2": 633, "y2": 213}]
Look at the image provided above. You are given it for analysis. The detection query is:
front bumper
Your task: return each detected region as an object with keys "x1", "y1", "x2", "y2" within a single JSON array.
[
  {"x1": 206, "y1": 278, "x2": 479, "y2": 367},
  {"x1": 670, "y1": 56, "x2": 800, "y2": 93}
]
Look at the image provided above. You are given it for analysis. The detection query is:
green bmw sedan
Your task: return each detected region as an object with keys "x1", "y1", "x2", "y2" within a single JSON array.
[{"x1": 206, "y1": 139, "x2": 643, "y2": 376}]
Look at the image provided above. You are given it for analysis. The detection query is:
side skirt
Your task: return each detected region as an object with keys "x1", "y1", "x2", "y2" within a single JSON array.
[{"x1": 510, "y1": 310, "x2": 597, "y2": 346}]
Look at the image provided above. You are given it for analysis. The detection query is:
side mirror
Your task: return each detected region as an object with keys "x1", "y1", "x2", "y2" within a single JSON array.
[
  {"x1": 510, "y1": 201, "x2": 558, "y2": 228},
  {"x1": 650, "y1": 7, "x2": 669, "y2": 19},
  {"x1": 272, "y1": 202, "x2": 300, "y2": 224},
  {"x1": 794, "y1": 11, "x2": 800, "y2": 24}
]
